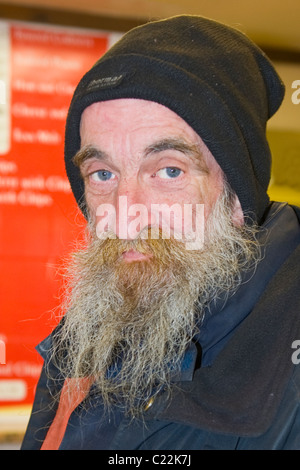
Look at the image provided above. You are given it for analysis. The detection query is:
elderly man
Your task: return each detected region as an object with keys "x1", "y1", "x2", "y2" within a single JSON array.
[{"x1": 22, "y1": 15, "x2": 300, "y2": 450}]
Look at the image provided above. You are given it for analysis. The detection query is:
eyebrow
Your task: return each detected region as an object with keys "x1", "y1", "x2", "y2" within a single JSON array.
[
  {"x1": 145, "y1": 137, "x2": 200, "y2": 157},
  {"x1": 72, "y1": 144, "x2": 109, "y2": 168},
  {"x1": 72, "y1": 138, "x2": 209, "y2": 172},
  {"x1": 144, "y1": 137, "x2": 208, "y2": 169}
]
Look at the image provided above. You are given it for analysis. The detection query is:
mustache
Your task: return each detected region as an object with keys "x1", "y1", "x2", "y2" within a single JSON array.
[{"x1": 77, "y1": 226, "x2": 193, "y2": 268}]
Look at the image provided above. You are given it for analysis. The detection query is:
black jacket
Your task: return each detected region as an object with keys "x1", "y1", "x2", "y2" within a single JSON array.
[{"x1": 21, "y1": 202, "x2": 300, "y2": 450}]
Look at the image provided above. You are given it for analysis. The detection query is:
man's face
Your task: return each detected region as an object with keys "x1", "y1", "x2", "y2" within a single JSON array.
[
  {"x1": 56, "y1": 98, "x2": 255, "y2": 417},
  {"x1": 78, "y1": 98, "x2": 234, "y2": 252}
]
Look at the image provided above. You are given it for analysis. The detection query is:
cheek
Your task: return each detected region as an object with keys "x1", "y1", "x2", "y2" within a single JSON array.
[
  {"x1": 149, "y1": 188, "x2": 203, "y2": 239},
  {"x1": 200, "y1": 176, "x2": 224, "y2": 220},
  {"x1": 85, "y1": 190, "x2": 112, "y2": 223},
  {"x1": 175, "y1": 181, "x2": 216, "y2": 222}
]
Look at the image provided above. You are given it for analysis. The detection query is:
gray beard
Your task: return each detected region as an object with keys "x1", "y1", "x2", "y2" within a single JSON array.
[{"x1": 50, "y1": 185, "x2": 260, "y2": 418}]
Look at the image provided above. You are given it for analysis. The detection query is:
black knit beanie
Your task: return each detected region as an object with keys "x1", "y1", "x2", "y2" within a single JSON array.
[{"x1": 64, "y1": 15, "x2": 285, "y2": 224}]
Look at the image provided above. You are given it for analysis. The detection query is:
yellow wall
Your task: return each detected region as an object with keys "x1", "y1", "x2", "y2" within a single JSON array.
[{"x1": 267, "y1": 62, "x2": 300, "y2": 207}]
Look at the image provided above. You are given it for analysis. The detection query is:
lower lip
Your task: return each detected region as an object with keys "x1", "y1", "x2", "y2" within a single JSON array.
[{"x1": 122, "y1": 250, "x2": 152, "y2": 262}]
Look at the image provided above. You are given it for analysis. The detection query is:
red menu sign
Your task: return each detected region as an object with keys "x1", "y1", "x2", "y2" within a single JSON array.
[{"x1": 0, "y1": 21, "x2": 121, "y2": 407}]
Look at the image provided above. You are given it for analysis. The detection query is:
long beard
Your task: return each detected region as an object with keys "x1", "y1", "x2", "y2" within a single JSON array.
[{"x1": 51, "y1": 186, "x2": 260, "y2": 418}]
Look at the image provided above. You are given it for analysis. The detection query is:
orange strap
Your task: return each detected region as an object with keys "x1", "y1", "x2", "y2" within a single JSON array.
[{"x1": 41, "y1": 377, "x2": 93, "y2": 450}]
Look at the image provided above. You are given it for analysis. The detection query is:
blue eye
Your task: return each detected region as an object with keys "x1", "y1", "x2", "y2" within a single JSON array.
[
  {"x1": 91, "y1": 170, "x2": 116, "y2": 182},
  {"x1": 156, "y1": 167, "x2": 182, "y2": 179}
]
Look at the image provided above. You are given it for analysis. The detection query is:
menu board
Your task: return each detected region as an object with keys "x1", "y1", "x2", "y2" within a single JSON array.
[{"x1": 0, "y1": 21, "x2": 121, "y2": 406}]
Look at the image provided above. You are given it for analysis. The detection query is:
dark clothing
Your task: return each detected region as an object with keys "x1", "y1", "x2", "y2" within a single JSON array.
[{"x1": 21, "y1": 202, "x2": 300, "y2": 450}]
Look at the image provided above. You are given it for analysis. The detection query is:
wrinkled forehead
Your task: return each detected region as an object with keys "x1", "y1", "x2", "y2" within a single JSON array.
[
  {"x1": 80, "y1": 98, "x2": 197, "y2": 138},
  {"x1": 78, "y1": 98, "x2": 222, "y2": 173}
]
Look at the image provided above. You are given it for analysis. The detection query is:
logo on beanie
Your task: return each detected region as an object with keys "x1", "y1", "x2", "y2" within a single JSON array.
[{"x1": 86, "y1": 74, "x2": 127, "y2": 93}]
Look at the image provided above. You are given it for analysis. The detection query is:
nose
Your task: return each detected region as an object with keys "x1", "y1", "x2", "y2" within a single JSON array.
[{"x1": 115, "y1": 178, "x2": 152, "y2": 240}]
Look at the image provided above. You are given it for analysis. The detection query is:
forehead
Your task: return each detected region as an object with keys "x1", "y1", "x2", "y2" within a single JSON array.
[
  {"x1": 79, "y1": 99, "x2": 222, "y2": 176},
  {"x1": 80, "y1": 98, "x2": 200, "y2": 144}
]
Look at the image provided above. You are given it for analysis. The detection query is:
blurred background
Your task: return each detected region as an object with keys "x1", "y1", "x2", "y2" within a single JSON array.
[{"x1": 0, "y1": 0, "x2": 299, "y2": 450}]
